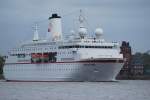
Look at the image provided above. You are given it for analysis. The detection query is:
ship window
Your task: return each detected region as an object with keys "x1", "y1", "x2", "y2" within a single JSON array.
[
  {"x1": 58, "y1": 45, "x2": 114, "y2": 49},
  {"x1": 17, "y1": 54, "x2": 25, "y2": 58},
  {"x1": 68, "y1": 46, "x2": 72, "y2": 48},
  {"x1": 81, "y1": 46, "x2": 84, "y2": 48}
]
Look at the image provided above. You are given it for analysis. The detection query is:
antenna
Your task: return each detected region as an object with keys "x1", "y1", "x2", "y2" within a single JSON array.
[
  {"x1": 78, "y1": 10, "x2": 88, "y2": 39},
  {"x1": 79, "y1": 10, "x2": 94, "y2": 37},
  {"x1": 79, "y1": 9, "x2": 85, "y2": 28}
]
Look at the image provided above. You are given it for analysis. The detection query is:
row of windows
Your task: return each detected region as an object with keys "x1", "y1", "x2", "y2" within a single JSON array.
[
  {"x1": 12, "y1": 45, "x2": 115, "y2": 52},
  {"x1": 10, "y1": 51, "x2": 73, "y2": 57},
  {"x1": 83, "y1": 40, "x2": 103, "y2": 43},
  {"x1": 12, "y1": 47, "x2": 57, "y2": 52},
  {"x1": 6, "y1": 66, "x2": 100, "y2": 71},
  {"x1": 10, "y1": 53, "x2": 28, "y2": 57},
  {"x1": 58, "y1": 51, "x2": 73, "y2": 55},
  {"x1": 22, "y1": 42, "x2": 56, "y2": 47},
  {"x1": 59, "y1": 45, "x2": 113, "y2": 49},
  {"x1": 5, "y1": 68, "x2": 82, "y2": 71}
]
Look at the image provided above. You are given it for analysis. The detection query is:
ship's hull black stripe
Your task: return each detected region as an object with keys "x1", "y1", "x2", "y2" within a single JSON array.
[{"x1": 5, "y1": 60, "x2": 124, "y2": 65}]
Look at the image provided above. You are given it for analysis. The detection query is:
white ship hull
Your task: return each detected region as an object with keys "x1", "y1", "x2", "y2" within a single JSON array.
[{"x1": 4, "y1": 62, "x2": 123, "y2": 81}]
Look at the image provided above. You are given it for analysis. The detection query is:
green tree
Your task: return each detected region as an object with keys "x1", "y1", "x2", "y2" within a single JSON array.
[
  {"x1": 142, "y1": 53, "x2": 150, "y2": 67},
  {"x1": 0, "y1": 55, "x2": 5, "y2": 74},
  {"x1": 134, "y1": 52, "x2": 150, "y2": 67}
]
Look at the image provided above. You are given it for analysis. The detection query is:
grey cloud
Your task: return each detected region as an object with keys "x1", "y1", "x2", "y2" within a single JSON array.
[{"x1": 0, "y1": 0, "x2": 150, "y2": 54}]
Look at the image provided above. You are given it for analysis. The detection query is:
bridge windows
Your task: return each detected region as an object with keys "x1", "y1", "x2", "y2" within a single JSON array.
[
  {"x1": 59, "y1": 45, "x2": 113, "y2": 49},
  {"x1": 17, "y1": 54, "x2": 25, "y2": 58}
]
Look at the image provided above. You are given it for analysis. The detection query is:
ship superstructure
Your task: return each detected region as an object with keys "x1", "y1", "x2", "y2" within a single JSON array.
[{"x1": 3, "y1": 11, "x2": 124, "y2": 81}]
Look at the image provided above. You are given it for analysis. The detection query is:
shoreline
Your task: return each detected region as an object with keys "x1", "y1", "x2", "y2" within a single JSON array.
[
  {"x1": 0, "y1": 74, "x2": 4, "y2": 80},
  {"x1": 116, "y1": 75, "x2": 150, "y2": 80}
]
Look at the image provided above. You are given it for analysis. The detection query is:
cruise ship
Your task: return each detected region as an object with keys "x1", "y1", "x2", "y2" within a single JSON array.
[{"x1": 3, "y1": 11, "x2": 124, "y2": 81}]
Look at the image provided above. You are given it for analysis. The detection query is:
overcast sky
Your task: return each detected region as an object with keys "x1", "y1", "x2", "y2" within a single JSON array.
[{"x1": 0, "y1": 0, "x2": 150, "y2": 55}]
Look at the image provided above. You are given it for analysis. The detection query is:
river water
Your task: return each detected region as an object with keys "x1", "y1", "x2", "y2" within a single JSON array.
[{"x1": 0, "y1": 80, "x2": 150, "y2": 100}]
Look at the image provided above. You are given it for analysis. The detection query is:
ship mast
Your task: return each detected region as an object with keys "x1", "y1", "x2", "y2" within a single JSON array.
[
  {"x1": 33, "y1": 23, "x2": 39, "y2": 41},
  {"x1": 79, "y1": 10, "x2": 85, "y2": 28},
  {"x1": 78, "y1": 10, "x2": 87, "y2": 39}
]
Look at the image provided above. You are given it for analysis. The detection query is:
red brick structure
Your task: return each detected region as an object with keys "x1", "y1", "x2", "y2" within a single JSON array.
[{"x1": 118, "y1": 41, "x2": 132, "y2": 77}]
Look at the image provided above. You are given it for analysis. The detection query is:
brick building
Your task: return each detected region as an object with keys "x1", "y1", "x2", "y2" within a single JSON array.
[
  {"x1": 117, "y1": 41, "x2": 144, "y2": 79},
  {"x1": 118, "y1": 41, "x2": 132, "y2": 77}
]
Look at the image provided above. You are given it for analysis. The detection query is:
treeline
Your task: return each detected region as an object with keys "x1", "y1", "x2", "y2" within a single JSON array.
[
  {"x1": 133, "y1": 52, "x2": 150, "y2": 67},
  {"x1": 0, "y1": 55, "x2": 5, "y2": 75}
]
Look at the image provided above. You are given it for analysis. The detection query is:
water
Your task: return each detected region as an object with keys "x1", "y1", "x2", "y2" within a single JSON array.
[{"x1": 0, "y1": 80, "x2": 150, "y2": 100}]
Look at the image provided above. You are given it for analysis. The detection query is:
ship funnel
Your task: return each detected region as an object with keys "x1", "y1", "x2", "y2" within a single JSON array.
[{"x1": 48, "y1": 13, "x2": 62, "y2": 41}]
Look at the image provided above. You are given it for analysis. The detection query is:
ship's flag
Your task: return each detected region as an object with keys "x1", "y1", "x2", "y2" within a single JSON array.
[
  {"x1": 48, "y1": 23, "x2": 52, "y2": 32},
  {"x1": 48, "y1": 28, "x2": 50, "y2": 32}
]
